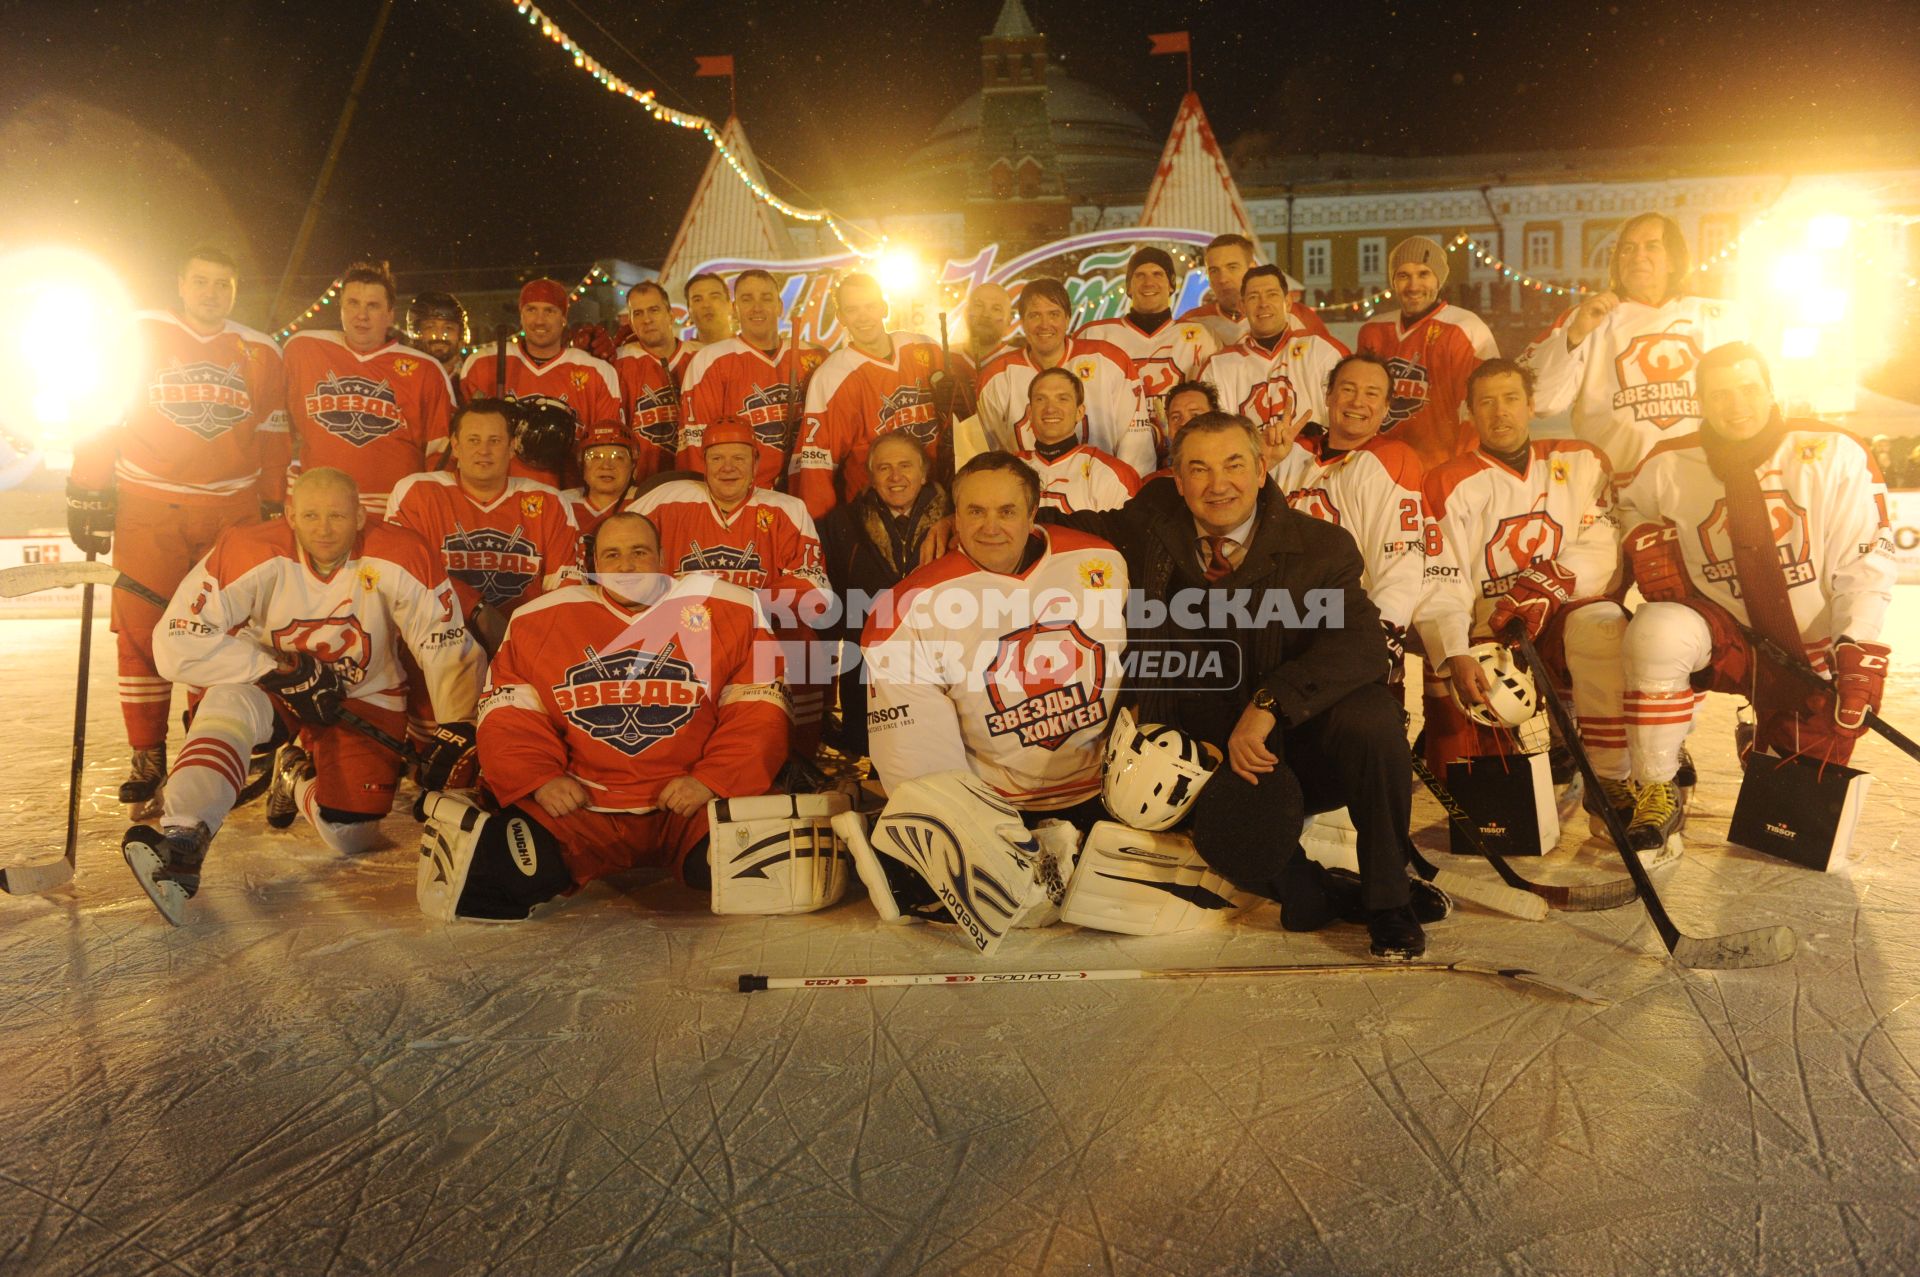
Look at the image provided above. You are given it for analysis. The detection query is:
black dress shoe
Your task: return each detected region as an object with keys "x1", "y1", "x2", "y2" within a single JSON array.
[
  {"x1": 1367, "y1": 905, "x2": 1426, "y2": 962},
  {"x1": 1322, "y1": 869, "x2": 1451, "y2": 925}
]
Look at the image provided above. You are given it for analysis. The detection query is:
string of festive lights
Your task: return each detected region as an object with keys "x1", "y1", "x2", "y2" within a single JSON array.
[
  {"x1": 1447, "y1": 234, "x2": 1590, "y2": 297},
  {"x1": 505, "y1": 0, "x2": 880, "y2": 259},
  {"x1": 1311, "y1": 287, "x2": 1396, "y2": 315},
  {"x1": 567, "y1": 264, "x2": 613, "y2": 303},
  {"x1": 273, "y1": 277, "x2": 344, "y2": 341}
]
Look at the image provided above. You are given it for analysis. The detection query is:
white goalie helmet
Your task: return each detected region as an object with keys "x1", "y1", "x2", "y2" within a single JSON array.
[
  {"x1": 1101, "y1": 706, "x2": 1223, "y2": 831},
  {"x1": 1451, "y1": 642, "x2": 1539, "y2": 728},
  {"x1": 707, "y1": 791, "x2": 854, "y2": 916}
]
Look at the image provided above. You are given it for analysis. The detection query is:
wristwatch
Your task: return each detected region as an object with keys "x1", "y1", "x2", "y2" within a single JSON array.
[{"x1": 1250, "y1": 687, "x2": 1279, "y2": 715}]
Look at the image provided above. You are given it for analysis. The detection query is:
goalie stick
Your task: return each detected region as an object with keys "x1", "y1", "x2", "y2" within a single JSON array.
[
  {"x1": 739, "y1": 960, "x2": 1609, "y2": 1005},
  {"x1": 1514, "y1": 631, "x2": 1796, "y2": 969},
  {"x1": 1736, "y1": 620, "x2": 1920, "y2": 767}
]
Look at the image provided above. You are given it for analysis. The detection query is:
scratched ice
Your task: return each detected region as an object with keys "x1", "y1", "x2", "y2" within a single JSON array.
[{"x1": 3, "y1": 598, "x2": 1919, "y2": 1275}]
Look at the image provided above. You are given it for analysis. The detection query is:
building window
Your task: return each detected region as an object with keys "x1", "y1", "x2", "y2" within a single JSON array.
[
  {"x1": 1302, "y1": 239, "x2": 1331, "y2": 284},
  {"x1": 1698, "y1": 216, "x2": 1736, "y2": 261},
  {"x1": 1526, "y1": 229, "x2": 1557, "y2": 270},
  {"x1": 1358, "y1": 237, "x2": 1386, "y2": 280}
]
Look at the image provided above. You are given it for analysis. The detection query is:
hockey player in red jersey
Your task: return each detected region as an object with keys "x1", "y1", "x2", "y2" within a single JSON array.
[
  {"x1": 1202, "y1": 265, "x2": 1348, "y2": 466},
  {"x1": 562, "y1": 423, "x2": 635, "y2": 539},
  {"x1": 1520, "y1": 211, "x2": 1749, "y2": 472},
  {"x1": 863, "y1": 452, "x2": 1128, "y2": 821},
  {"x1": 978, "y1": 278, "x2": 1154, "y2": 475},
  {"x1": 683, "y1": 271, "x2": 734, "y2": 347},
  {"x1": 1078, "y1": 246, "x2": 1219, "y2": 408},
  {"x1": 1415, "y1": 359, "x2": 1630, "y2": 822},
  {"x1": 120, "y1": 468, "x2": 484, "y2": 925},
  {"x1": 636, "y1": 423, "x2": 829, "y2": 749},
  {"x1": 614, "y1": 280, "x2": 700, "y2": 478},
  {"x1": 386, "y1": 398, "x2": 580, "y2": 642},
  {"x1": 283, "y1": 261, "x2": 455, "y2": 515},
  {"x1": 1357, "y1": 237, "x2": 1499, "y2": 470},
  {"x1": 676, "y1": 269, "x2": 828, "y2": 488},
  {"x1": 457, "y1": 278, "x2": 623, "y2": 487},
  {"x1": 68, "y1": 244, "x2": 291, "y2": 820},
  {"x1": 1179, "y1": 234, "x2": 1338, "y2": 349},
  {"x1": 1614, "y1": 342, "x2": 1895, "y2": 849},
  {"x1": 1268, "y1": 354, "x2": 1429, "y2": 681},
  {"x1": 405, "y1": 292, "x2": 469, "y2": 385},
  {"x1": 790, "y1": 273, "x2": 941, "y2": 518},
  {"x1": 417, "y1": 511, "x2": 790, "y2": 921},
  {"x1": 1016, "y1": 368, "x2": 1141, "y2": 514}
]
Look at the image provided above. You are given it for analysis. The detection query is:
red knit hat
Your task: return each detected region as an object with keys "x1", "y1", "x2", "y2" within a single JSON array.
[{"x1": 518, "y1": 277, "x2": 568, "y2": 311}]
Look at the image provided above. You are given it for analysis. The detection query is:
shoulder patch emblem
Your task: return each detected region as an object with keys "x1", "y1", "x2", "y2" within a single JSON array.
[
  {"x1": 393, "y1": 358, "x2": 417, "y2": 376},
  {"x1": 521, "y1": 492, "x2": 546, "y2": 518},
  {"x1": 1079, "y1": 558, "x2": 1115, "y2": 589},
  {"x1": 357, "y1": 565, "x2": 380, "y2": 591},
  {"x1": 681, "y1": 604, "x2": 711, "y2": 632},
  {"x1": 570, "y1": 369, "x2": 590, "y2": 390},
  {"x1": 1550, "y1": 459, "x2": 1569, "y2": 483}
]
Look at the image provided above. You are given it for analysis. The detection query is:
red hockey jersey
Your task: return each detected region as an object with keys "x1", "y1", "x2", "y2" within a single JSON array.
[
  {"x1": 789, "y1": 332, "x2": 943, "y2": 518},
  {"x1": 72, "y1": 311, "x2": 290, "y2": 505},
  {"x1": 457, "y1": 343, "x2": 624, "y2": 486},
  {"x1": 562, "y1": 489, "x2": 630, "y2": 541},
  {"x1": 156, "y1": 519, "x2": 482, "y2": 720},
  {"x1": 675, "y1": 337, "x2": 828, "y2": 488},
  {"x1": 613, "y1": 339, "x2": 700, "y2": 479},
  {"x1": 283, "y1": 330, "x2": 454, "y2": 511},
  {"x1": 477, "y1": 575, "x2": 790, "y2": 812},
  {"x1": 630, "y1": 479, "x2": 828, "y2": 622},
  {"x1": 385, "y1": 472, "x2": 581, "y2": 616},
  {"x1": 1356, "y1": 303, "x2": 1499, "y2": 471}
]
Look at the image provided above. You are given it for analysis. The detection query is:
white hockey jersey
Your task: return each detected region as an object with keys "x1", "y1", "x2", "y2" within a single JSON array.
[
  {"x1": 976, "y1": 339, "x2": 1154, "y2": 475},
  {"x1": 1415, "y1": 440, "x2": 1619, "y2": 663},
  {"x1": 1076, "y1": 313, "x2": 1219, "y2": 401},
  {"x1": 1520, "y1": 294, "x2": 1749, "y2": 473},
  {"x1": 861, "y1": 526, "x2": 1129, "y2": 811},
  {"x1": 156, "y1": 519, "x2": 484, "y2": 720},
  {"x1": 1269, "y1": 434, "x2": 1429, "y2": 630},
  {"x1": 1203, "y1": 331, "x2": 1347, "y2": 441},
  {"x1": 1018, "y1": 445, "x2": 1141, "y2": 514},
  {"x1": 1615, "y1": 422, "x2": 1897, "y2": 647}
]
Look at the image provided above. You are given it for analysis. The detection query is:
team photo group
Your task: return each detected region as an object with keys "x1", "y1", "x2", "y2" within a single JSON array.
[{"x1": 72, "y1": 212, "x2": 1895, "y2": 965}]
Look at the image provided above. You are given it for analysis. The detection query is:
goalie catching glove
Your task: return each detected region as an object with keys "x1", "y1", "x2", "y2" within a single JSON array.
[
  {"x1": 841, "y1": 771, "x2": 1074, "y2": 955},
  {"x1": 1486, "y1": 561, "x2": 1576, "y2": 642},
  {"x1": 259, "y1": 652, "x2": 346, "y2": 726}
]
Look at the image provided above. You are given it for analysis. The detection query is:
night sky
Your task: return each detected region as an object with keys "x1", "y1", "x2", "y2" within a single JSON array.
[{"x1": 4, "y1": 0, "x2": 1916, "y2": 321}]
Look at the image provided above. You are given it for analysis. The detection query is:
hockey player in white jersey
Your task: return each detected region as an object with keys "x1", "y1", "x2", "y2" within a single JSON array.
[
  {"x1": 1016, "y1": 368, "x2": 1141, "y2": 514},
  {"x1": 862, "y1": 451, "x2": 1128, "y2": 822},
  {"x1": 1415, "y1": 359, "x2": 1630, "y2": 822},
  {"x1": 1267, "y1": 353, "x2": 1428, "y2": 680},
  {"x1": 121, "y1": 468, "x2": 485, "y2": 924},
  {"x1": 976, "y1": 278, "x2": 1154, "y2": 475},
  {"x1": 1202, "y1": 265, "x2": 1348, "y2": 467},
  {"x1": 1614, "y1": 342, "x2": 1895, "y2": 848},
  {"x1": 1077, "y1": 246, "x2": 1218, "y2": 421},
  {"x1": 1519, "y1": 211, "x2": 1749, "y2": 472}
]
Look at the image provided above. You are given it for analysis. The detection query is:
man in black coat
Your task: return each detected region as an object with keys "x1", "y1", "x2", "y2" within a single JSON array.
[{"x1": 1048, "y1": 411, "x2": 1435, "y2": 959}]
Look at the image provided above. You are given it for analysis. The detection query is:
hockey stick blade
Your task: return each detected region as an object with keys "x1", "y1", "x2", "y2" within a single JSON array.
[
  {"x1": 1513, "y1": 631, "x2": 1796, "y2": 969},
  {"x1": 740, "y1": 960, "x2": 1611, "y2": 1005},
  {"x1": 0, "y1": 560, "x2": 120, "y2": 597},
  {"x1": 0, "y1": 857, "x2": 76, "y2": 895}
]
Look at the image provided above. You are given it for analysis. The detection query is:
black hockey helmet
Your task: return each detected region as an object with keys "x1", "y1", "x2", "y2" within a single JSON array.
[
  {"x1": 406, "y1": 292, "x2": 469, "y2": 344},
  {"x1": 511, "y1": 395, "x2": 578, "y2": 474}
]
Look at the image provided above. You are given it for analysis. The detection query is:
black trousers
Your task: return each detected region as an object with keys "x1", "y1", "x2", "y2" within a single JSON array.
[{"x1": 1190, "y1": 682, "x2": 1413, "y2": 911}]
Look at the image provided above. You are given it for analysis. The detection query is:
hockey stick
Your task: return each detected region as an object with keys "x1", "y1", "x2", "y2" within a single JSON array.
[
  {"x1": 739, "y1": 960, "x2": 1610, "y2": 1005},
  {"x1": 0, "y1": 559, "x2": 120, "y2": 597},
  {"x1": 1409, "y1": 750, "x2": 1637, "y2": 913},
  {"x1": 337, "y1": 709, "x2": 423, "y2": 763},
  {"x1": 775, "y1": 319, "x2": 804, "y2": 493},
  {"x1": 1395, "y1": 821, "x2": 1547, "y2": 921},
  {"x1": 1736, "y1": 620, "x2": 1920, "y2": 767},
  {"x1": 1514, "y1": 631, "x2": 1796, "y2": 968},
  {"x1": 495, "y1": 323, "x2": 511, "y2": 398},
  {"x1": 4, "y1": 552, "x2": 100, "y2": 894}
]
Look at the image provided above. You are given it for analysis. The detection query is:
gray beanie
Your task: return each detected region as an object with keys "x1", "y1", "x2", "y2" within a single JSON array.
[{"x1": 1388, "y1": 236, "x2": 1450, "y2": 289}]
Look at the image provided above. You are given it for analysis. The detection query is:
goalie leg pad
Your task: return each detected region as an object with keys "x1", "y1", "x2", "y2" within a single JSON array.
[
  {"x1": 417, "y1": 793, "x2": 573, "y2": 922},
  {"x1": 707, "y1": 792, "x2": 854, "y2": 916},
  {"x1": 1060, "y1": 822, "x2": 1258, "y2": 935},
  {"x1": 869, "y1": 772, "x2": 1056, "y2": 955}
]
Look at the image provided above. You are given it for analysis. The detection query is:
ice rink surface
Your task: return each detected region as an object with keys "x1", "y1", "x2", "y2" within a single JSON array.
[{"x1": 4, "y1": 602, "x2": 1919, "y2": 1276}]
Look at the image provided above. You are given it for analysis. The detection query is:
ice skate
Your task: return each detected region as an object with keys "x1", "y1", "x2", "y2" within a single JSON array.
[
  {"x1": 1674, "y1": 745, "x2": 1696, "y2": 809},
  {"x1": 119, "y1": 745, "x2": 166, "y2": 821},
  {"x1": 1625, "y1": 779, "x2": 1683, "y2": 852},
  {"x1": 1585, "y1": 776, "x2": 1637, "y2": 837},
  {"x1": 265, "y1": 743, "x2": 314, "y2": 830},
  {"x1": 121, "y1": 822, "x2": 211, "y2": 927}
]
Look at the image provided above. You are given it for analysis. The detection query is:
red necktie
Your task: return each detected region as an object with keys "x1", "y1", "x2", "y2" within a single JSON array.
[{"x1": 1202, "y1": 535, "x2": 1235, "y2": 582}]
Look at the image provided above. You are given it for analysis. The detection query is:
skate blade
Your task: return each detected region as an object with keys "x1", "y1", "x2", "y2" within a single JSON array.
[
  {"x1": 129, "y1": 795, "x2": 163, "y2": 823},
  {"x1": 121, "y1": 843, "x2": 188, "y2": 927}
]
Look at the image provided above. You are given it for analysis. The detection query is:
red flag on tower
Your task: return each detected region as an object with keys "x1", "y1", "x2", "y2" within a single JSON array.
[
  {"x1": 694, "y1": 55, "x2": 735, "y2": 77},
  {"x1": 1147, "y1": 32, "x2": 1190, "y2": 55}
]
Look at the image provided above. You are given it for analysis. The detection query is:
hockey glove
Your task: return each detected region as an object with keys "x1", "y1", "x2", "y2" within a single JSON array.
[
  {"x1": 259, "y1": 652, "x2": 346, "y2": 726},
  {"x1": 1625, "y1": 522, "x2": 1688, "y2": 602},
  {"x1": 420, "y1": 721, "x2": 480, "y2": 790},
  {"x1": 260, "y1": 499, "x2": 284, "y2": 521},
  {"x1": 568, "y1": 322, "x2": 615, "y2": 363},
  {"x1": 1382, "y1": 620, "x2": 1408, "y2": 687},
  {"x1": 1831, "y1": 638, "x2": 1891, "y2": 737},
  {"x1": 1487, "y1": 561, "x2": 1577, "y2": 642},
  {"x1": 65, "y1": 481, "x2": 114, "y2": 555}
]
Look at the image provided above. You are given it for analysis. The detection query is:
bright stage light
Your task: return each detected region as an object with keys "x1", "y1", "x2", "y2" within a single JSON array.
[
  {"x1": 874, "y1": 247, "x2": 926, "y2": 298},
  {"x1": 0, "y1": 247, "x2": 140, "y2": 466},
  {"x1": 1806, "y1": 214, "x2": 1853, "y2": 250}
]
